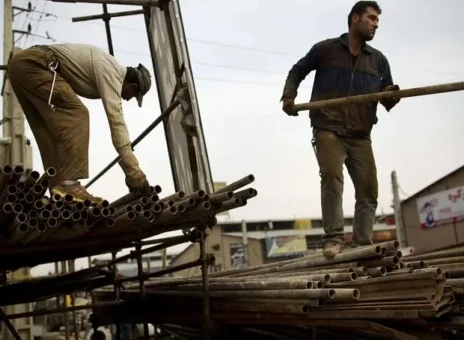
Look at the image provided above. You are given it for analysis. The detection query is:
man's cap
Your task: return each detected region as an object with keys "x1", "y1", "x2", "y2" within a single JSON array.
[{"x1": 135, "y1": 63, "x2": 152, "y2": 108}]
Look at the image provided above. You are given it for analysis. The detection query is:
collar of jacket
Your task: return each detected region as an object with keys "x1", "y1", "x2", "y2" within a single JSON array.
[{"x1": 338, "y1": 32, "x2": 374, "y2": 54}]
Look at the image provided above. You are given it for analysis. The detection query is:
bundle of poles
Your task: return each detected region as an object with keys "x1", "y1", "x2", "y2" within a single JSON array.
[
  {"x1": 0, "y1": 164, "x2": 257, "y2": 271},
  {"x1": 0, "y1": 165, "x2": 117, "y2": 246},
  {"x1": 89, "y1": 240, "x2": 464, "y2": 339}
]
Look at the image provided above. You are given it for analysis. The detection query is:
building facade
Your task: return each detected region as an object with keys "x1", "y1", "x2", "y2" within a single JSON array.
[
  {"x1": 169, "y1": 216, "x2": 397, "y2": 277},
  {"x1": 401, "y1": 165, "x2": 464, "y2": 254}
]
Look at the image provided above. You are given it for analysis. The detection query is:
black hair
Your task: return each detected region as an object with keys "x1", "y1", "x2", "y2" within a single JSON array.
[
  {"x1": 348, "y1": 1, "x2": 382, "y2": 27},
  {"x1": 124, "y1": 67, "x2": 139, "y2": 85}
]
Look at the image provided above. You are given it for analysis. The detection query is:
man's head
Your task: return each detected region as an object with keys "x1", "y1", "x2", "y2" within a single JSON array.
[
  {"x1": 121, "y1": 63, "x2": 152, "y2": 107},
  {"x1": 348, "y1": 1, "x2": 382, "y2": 41}
]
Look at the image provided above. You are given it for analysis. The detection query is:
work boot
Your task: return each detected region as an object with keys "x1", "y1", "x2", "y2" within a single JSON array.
[
  {"x1": 50, "y1": 181, "x2": 103, "y2": 205},
  {"x1": 323, "y1": 241, "x2": 343, "y2": 258}
]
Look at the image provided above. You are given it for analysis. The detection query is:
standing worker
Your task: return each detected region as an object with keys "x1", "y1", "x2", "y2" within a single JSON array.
[
  {"x1": 7, "y1": 43, "x2": 152, "y2": 204},
  {"x1": 281, "y1": 1, "x2": 400, "y2": 257}
]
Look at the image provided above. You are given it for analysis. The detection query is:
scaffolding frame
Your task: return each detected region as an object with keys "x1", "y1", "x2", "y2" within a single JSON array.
[{"x1": 1, "y1": 0, "x2": 215, "y2": 339}]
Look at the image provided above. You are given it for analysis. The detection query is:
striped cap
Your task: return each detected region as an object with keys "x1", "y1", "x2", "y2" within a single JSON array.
[{"x1": 135, "y1": 63, "x2": 152, "y2": 107}]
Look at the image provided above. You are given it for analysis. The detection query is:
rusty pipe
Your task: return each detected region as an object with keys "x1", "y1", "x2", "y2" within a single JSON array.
[
  {"x1": 13, "y1": 203, "x2": 23, "y2": 214},
  {"x1": 23, "y1": 170, "x2": 40, "y2": 191},
  {"x1": 28, "y1": 218, "x2": 38, "y2": 229},
  {"x1": 9, "y1": 165, "x2": 24, "y2": 184},
  {"x1": 294, "y1": 81, "x2": 464, "y2": 112},
  {"x1": 50, "y1": 209, "x2": 61, "y2": 219},
  {"x1": 37, "y1": 167, "x2": 56, "y2": 184},
  {"x1": 208, "y1": 191, "x2": 234, "y2": 204},
  {"x1": 47, "y1": 218, "x2": 58, "y2": 228},
  {"x1": 215, "y1": 174, "x2": 255, "y2": 194},
  {"x1": 71, "y1": 211, "x2": 81, "y2": 222},
  {"x1": 159, "y1": 191, "x2": 185, "y2": 203},
  {"x1": 219, "y1": 197, "x2": 246, "y2": 212},
  {"x1": 52, "y1": 193, "x2": 62, "y2": 202},
  {"x1": 53, "y1": 200, "x2": 65, "y2": 210},
  {"x1": 15, "y1": 191, "x2": 25, "y2": 202},
  {"x1": 28, "y1": 210, "x2": 38, "y2": 219},
  {"x1": 110, "y1": 185, "x2": 161, "y2": 208},
  {"x1": 233, "y1": 188, "x2": 258, "y2": 200},
  {"x1": 24, "y1": 193, "x2": 35, "y2": 204},
  {"x1": 39, "y1": 210, "x2": 51, "y2": 220},
  {"x1": 61, "y1": 210, "x2": 72, "y2": 220},
  {"x1": 96, "y1": 200, "x2": 110, "y2": 209}
]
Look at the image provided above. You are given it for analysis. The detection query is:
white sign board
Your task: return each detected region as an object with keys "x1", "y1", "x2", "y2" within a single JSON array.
[{"x1": 416, "y1": 186, "x2": 464, "y2": 229}]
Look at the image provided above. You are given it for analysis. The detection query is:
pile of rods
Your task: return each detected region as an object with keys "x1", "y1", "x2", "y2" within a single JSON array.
[
  {"x1": 0, "y1": 164, "x2": 258, "y2": 250},
  {"x1": 0, "y1": 165, "x2": 115, "y2": 245},
  {"x1": 91, "y1": 240, "x2": 458, "y2": 331},
  {"x1": 402, "y1": 244, "x2": 464, "y2": 316}
]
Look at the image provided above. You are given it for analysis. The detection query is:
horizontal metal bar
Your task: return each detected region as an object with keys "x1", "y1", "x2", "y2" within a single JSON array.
[
  {"x1": 84, "y1": 99, "x2": 180, "y2": 188},
  {"x1": 72, "y1": 9, "x2": 146, "y2": 22},
  {"x1": 7, "y1": 301, "x2": 120, "y2": 320},
  {"x1": 0, "y1": 66, "x2": 7, "y2": 71},
  {"x1": 48, "y1": 0, "x2": 160, "y2": 6},
  {"x1": 294, "y1": 81, "x2": 464, "y2": 112}
]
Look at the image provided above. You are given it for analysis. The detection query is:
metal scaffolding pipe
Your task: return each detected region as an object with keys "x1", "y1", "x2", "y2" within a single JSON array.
[
  {"x1": 294, "y1": 81, "x2": 464, "y2": 112},
  {"x1": 72, "y1": 9, "x2": 145, "y2": 22},
  {"x1": 49, "y1": 0, "x2": 160, "y2": 6}
]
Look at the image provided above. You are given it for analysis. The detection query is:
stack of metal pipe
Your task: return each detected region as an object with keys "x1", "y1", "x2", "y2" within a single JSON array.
[
  {"x1": 0, "y1": 165, "x2": 116, "y2": 245},
  {"x1": 0, "y1": 164, "x2": 257, "y2": 252},
  {"x1": 91, "y1": 240, "x2": 455, "y2": 328},
  {"x1": 402, "y1": 245, "x2": 464, "y2": 316}
]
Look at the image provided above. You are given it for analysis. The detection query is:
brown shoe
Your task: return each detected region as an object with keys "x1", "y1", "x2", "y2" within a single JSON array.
[
  {"x1": 51, "y1": 181, "x2": 103, "y2": 205},
  {"x1": 323, "y1": 241, "x2": 343, "y2": 257}
]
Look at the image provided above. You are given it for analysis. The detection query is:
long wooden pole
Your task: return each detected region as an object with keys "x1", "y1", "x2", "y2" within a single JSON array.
[{"x1": 294, "y1": 81, "x2": 464, "y2": 112}]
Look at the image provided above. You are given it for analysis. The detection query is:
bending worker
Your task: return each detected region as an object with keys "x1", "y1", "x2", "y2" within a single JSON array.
[
  {"x1": 281, "y1": 1, "x2": 400, "y2": 257},
  {"x1": 7, "y1": 43, "x2": 152, "y2": 204}
]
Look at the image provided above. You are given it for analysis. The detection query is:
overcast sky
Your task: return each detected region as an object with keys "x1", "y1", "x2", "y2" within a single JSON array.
[{"x1": 1, "y1": 0, "x2": 464, "y2": 275}]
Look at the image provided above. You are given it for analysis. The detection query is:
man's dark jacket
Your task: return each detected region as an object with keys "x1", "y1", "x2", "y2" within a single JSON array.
[{"x1": 282, "y1": 33, "x2": 394, "y2": 137}]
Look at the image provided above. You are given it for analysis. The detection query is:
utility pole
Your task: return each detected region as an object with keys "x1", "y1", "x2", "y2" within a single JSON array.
[
  {"x1": 241, "y1": 220, "x2": 249, "y2": 268},
  {"x1": 2, "y1": 0, "x2": 32, "y2": 169},
  {"x1": 391, "y1": 170, "x2": 407, "y2": 248},
  {"x1": 1, "y1": 1, "x2": 33, "y2": 340}
]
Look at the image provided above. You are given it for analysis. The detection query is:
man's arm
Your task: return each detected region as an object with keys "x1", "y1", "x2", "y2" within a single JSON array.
[
  {"x1": 282, "y1": 45, "x2": 319, "y2": 100},
  {"x1": 281, "y1": 44, "x2": 319, "y2": 116},
  {"x1": 380, "y1": 54, "x2": 400, "y2": 112},
  {"x1": 94, "y1": 69, "x2": 133, "y2": 158},
  {"x1": 95, "y1": 69, "x2": 150, "y2": 193}
]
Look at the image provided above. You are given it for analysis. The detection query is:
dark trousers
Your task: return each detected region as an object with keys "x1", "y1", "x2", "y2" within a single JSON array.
[{"x1": 313, "y1": 129, "x2": 378, "y2": 247}]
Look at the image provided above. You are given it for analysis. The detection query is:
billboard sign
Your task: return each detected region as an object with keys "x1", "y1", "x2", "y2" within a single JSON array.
[
  {"x1": 265, "y1": 235, "x2": 307, "y2": 258},
  {"x1": 229, "y1": 243, "x2": 246, "y2": 269},
  {"x1": 416, "y1": 186, "x2": 464, "y2": 229}
]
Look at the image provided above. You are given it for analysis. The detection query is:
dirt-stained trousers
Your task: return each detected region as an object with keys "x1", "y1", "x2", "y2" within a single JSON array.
[
  {"x1": 312, "y1": 129, "x2": 378, "y2": 247},
  {"x1": 7, "y1": 45, "x2": 89, "y2": 185}
]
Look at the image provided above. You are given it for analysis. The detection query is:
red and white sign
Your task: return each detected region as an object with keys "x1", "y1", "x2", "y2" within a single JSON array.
[{"x1": 416, "y1": 186, "x2": 464, "y2": 229}]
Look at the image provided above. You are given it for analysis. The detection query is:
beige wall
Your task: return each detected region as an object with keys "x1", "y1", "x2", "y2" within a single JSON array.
[
  {"x1": 170, "y1": 235, "x2": 263, "y2": 277},
  {"x1": 402, "y1": 168, "x2": 464, "y2": 254}
]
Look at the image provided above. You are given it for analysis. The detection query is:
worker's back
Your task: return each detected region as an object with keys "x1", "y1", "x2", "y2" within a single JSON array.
[{"x1": 46, "y1": 43, "x2": 126, "y2": 100}]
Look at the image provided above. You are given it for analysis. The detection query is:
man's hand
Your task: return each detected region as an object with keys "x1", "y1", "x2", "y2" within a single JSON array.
[
  {"x1": 381, "y1": 84, "x2": 400, "y2": 112},
  {"x1": 118, "y1": 153, "x2": 151, "y2": 194},
  {"x1": 125, "y1": 171, "x2": 150, "y2": 194},
  {"x1": 282, "y1": 97, "x2": 298, "y2": 116}
]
